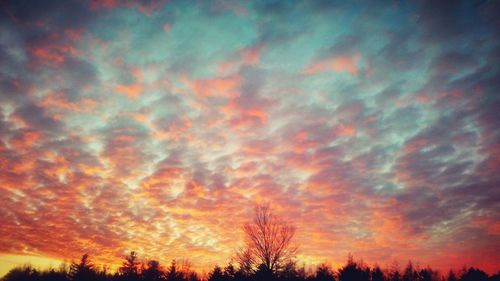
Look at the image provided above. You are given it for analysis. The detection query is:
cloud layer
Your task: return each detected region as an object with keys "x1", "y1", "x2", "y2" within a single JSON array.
[{"x1": 1, "y1": 0, "x2": 499, "y2": 274}]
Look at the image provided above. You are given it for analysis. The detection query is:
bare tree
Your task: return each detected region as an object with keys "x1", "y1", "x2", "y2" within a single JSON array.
[{"x1": 237, "y1": 203, "x2": 297, "y2": 274}]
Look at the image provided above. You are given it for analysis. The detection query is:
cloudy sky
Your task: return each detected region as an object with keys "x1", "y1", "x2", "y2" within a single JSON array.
[{"x1": 1, "y1": 0, "x2": 499, "y2": 276}]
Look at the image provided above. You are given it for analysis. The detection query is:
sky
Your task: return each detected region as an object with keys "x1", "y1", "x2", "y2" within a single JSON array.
[{"x1": 1, "y1": 0, "x2": 500, "y2": 277}]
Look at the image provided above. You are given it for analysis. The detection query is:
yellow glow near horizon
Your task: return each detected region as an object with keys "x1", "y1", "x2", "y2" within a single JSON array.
[{"x1": 0, "y1": 254, "x2": 64, "y2": 277}]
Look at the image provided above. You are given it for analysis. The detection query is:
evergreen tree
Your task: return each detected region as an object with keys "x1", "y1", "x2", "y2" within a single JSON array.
[
  {"x1": 446, "y1": 270, "x2": 458, "y2": 281},
  {"x1": 314, "y1": 263, "x2": 335, "y2": 281},
  {"x1": 68, "y1": 254, "x2": 96, "y2": 281},
  {"x1": 403, "y1": 261, "x2": 418, "y2": 281},
  {"x1": 165, "y1": 260, "x2": 185, "y2": 281},
  {"x1": 459, "y1": 268, "x2": 488, "y2": 281},
  {"x1": 142, "y1": 260, "x2": 165, "y2": 281},
  {"x1": 372, "y1": 265, "x2": 386, "y2": 281},
  {"x1": 208, "y1": 266, "x2": 225, "y2": 281},
  {"x1": 119, "y1": 251, "x2": 140, "y2": 281},
  {"x1": 337, "y1": 255, "x2": 369, "y2": 281}
]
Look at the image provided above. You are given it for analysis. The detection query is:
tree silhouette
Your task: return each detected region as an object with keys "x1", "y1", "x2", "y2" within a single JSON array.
[
  {"x1": 402, "y1": 261, "x2": 418, "y2": 281},
  {"x1": 254, "y1": 263, "x2": 274, "y2": 281},
  {"x1": 142, "y1": 260, "x2": 164, "y2": 281},
  {"x1": 459, "y1": 267, "x2": 488, "y2": 281},
  {"x1": 1, "y1": 252, "x2": 499, "y2": 281},
  {"x1": 237, "y1": 203, "x2": 296, "y2": 275},
  {"x1": 418, "y1": 267, "x2": 440, "y2": 281},
  {"x1": 208, "y1": 266, "x2": 225, "y2": 281},
  {"x1": 2, "y1": 265, "x2": 39, "y2": 281},
  {"x1": 119, "y1": 251, "x2": 140, "y2": 281},
  {"x1": 337, "y1": 255, "x2": 369, "y2": 281},
  {"x1": 445, "y1": 270, "x2": 458, "y2": 281},
  {"x1": 279, "y1": 261, "x2": 306, "y2": 281},
  {"x1": 388, "y1": 262, "x2": 401, "y2": 281},
  {"x1": 489, "y1": 272, "x2": 500, "y2": 281},
  {"x1": 69, "y1": 254, "x2": 96, "y2": 281},
  {"x1": 1, "y1": 264, "x2": 71, "y2": 281},
  {"x1": 1, "y1": 222, "x2": 500, "y2": 281},
  {"x1": 165, "y1": 260, "x2": 187, "y2": 281},
  {"x1": 371, "y1": 265, "x2": 386, "y2": 281},
  {"x1": 314, "y1": 263, "x2": 335, "y2": 281},
  {"x1": 223, "y1": 262, "x2": 236, "y2": 280},
  {"x1": 235, "y1": 248, "x2": 254, "y2": 277}
]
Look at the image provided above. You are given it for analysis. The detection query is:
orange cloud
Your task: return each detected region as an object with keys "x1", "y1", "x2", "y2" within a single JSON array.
[
  {"x1": 115, "y1": 83, "x2": 144, "y2": 99},
  {"x1": 190, "y1": 76, "x2": 240, "y2": 98},
  {"x1": 303, "y1": 54, "x2": 360, "y2": 76},
  {"x1": 222, "y1": 103, "x2": 269, "y2": 130},
  {"x1": 9, "y1": 129, "x2": 43, "y2": 150}
]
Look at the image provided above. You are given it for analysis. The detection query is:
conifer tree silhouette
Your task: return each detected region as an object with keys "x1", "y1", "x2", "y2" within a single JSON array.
[{"x1": 69, "y1": 254, "x2": 96, "y2": 281}]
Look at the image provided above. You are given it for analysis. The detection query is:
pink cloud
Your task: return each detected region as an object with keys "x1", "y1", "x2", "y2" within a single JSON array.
[
  {"x1": 39, "y1": 92, "x2": 98, "y2": 112},
  {"x1": 187, "y1": 75, "x2": 241, "y2": 99},
  {"x1": 241, "y1": 45, "x2": 262, "y2": 66},
  {"x1": 26, "y1": 30, "x2": 82, "y2": 68},
  {"x1": 9, "y1": 129, "x2": 43, "y2": 150},
  {"x1": 163, "y1": 23, "x2": 171, "y2": 33},
  {"x1": 152, "y1": 116, "x2": 193, "y2": 141},
  {"x1": 90, "y1": 0, "x2": 119, "y2": 10},
  {"x1": 303, "y1": 54, "x2": 360, "y2": 76},
  {"x1": 218, "y1": 45, "x2": 263, "y2": 75},
  {"x1": 90, "y1": 0, "x2": 168, "y2": 15},
  {"x1": 334, "y1": 122, "x2": 357, "y2": 138}
]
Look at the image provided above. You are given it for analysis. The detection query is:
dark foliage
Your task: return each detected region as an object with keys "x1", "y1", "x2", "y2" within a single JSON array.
[
  {"x1": 142, "y1": 260, "x2": 164, "y2": 281},
  {"x1": 337, "y1": 255, "x2": 370, "y2": 281},
  {"x1": 69, "y1": 254, "x2": 97, "y2": 281},
  {"x1": 458, "y1": 267, "x2": 489, "y2": 281},
  {"x1": 1, "y1": 254, "x2": 499, "y2": 281},
  {"x1": 118, "y1": 251, "x2": 140, "y2": 281},
  {"x1": 312, "y1": 263, "x2": 335, "y2": 281},
  {"x1": 371, "y1": 266, "x2": 385, "y2": 281}
]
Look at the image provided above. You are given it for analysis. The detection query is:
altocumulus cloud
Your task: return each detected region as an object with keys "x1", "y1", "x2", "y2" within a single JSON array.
[{"x1": 0, "y1": 0, "x2": 499, "y2": 274}]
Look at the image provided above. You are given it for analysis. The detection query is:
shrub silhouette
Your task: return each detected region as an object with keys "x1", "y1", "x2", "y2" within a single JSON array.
[
  {"x1": 2, "y1": 265, "x2": 73, "y2": 281},
  {"x1": 2, "y1": 265, "x2": 40, "y2": 281}
]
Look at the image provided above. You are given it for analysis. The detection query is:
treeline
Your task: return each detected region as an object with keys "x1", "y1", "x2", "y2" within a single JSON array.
[
  {"x1": 3, "y1": 205, "x2": 499, "y2": 281},
  {"x1": 2, "y1": 252, "x2": 499, "y2": 281}
]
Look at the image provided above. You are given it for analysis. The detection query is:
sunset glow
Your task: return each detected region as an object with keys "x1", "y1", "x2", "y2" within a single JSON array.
[{"x1": 1, "y1": 0, "x2": 499, "y2": 277}]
